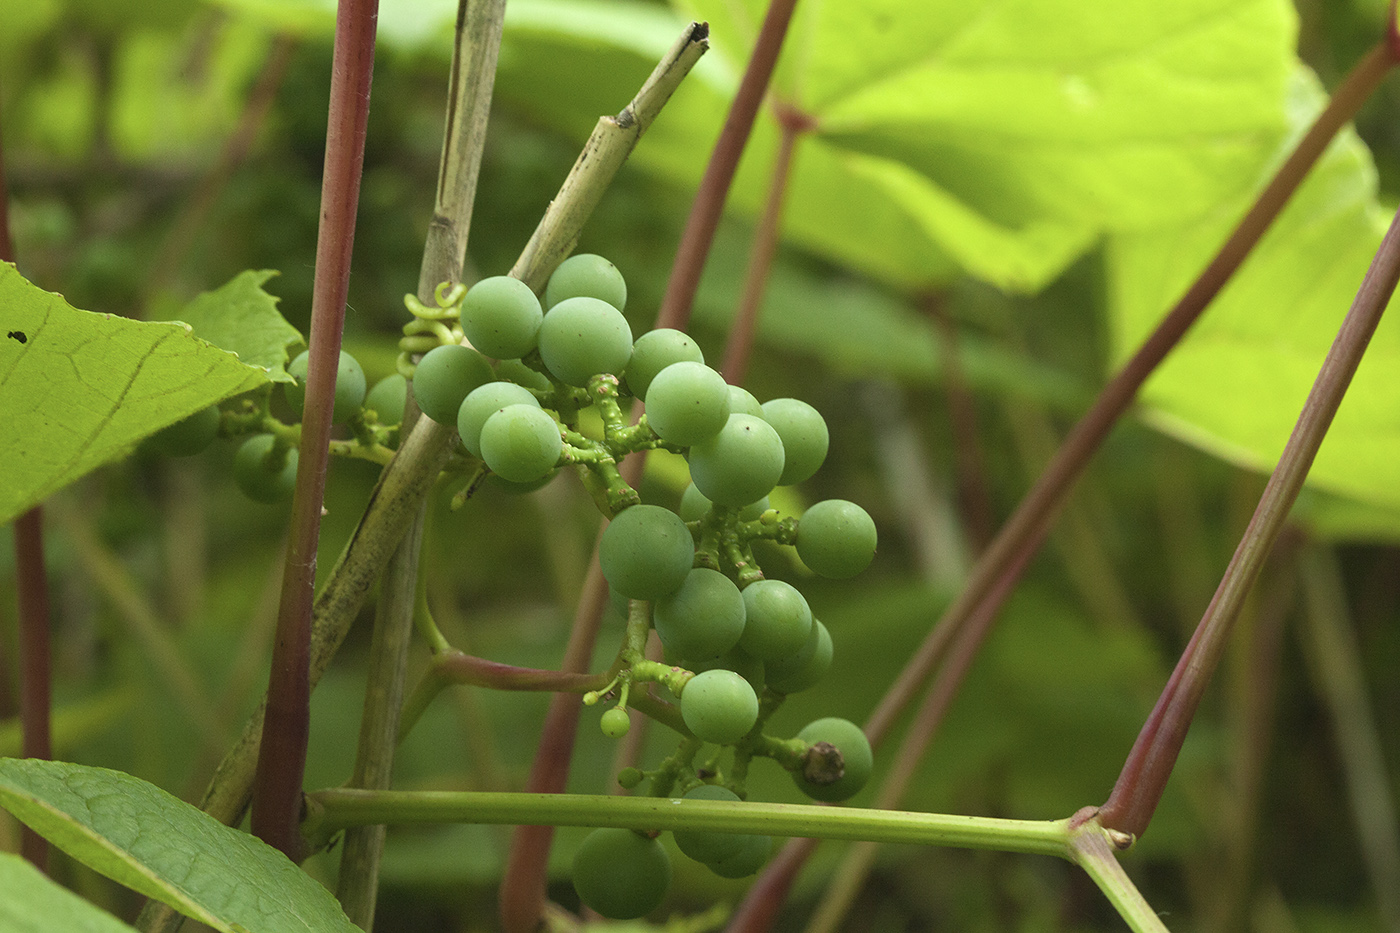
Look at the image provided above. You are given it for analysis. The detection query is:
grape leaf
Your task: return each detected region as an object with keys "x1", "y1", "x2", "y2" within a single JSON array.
[
  {"x1": 0, "y1": 758, "x2": 359, "y2": 933},
  {"x1": 488, "y1": 0, "x2": 1297, "y2": 292},
  {"x1": 0, "y1": 263, "x2": 270, "y2": 524},
  {"x1": 165, "y1": 269, "x2": 303, "y2": 382},
  {"x1": 0, "y1": 852, "x2": 142, "y2": 933},
  {"x1": 1107, "y1": 68, "x2": 1400, "y2": 523}
]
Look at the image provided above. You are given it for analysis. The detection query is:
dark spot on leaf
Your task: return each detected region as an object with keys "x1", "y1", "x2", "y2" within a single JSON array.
[{"x1": 7, "y1": 330, "x2": 26, "y2": 344}]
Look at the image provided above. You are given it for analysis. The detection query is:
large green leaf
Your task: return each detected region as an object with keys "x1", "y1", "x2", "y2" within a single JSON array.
[
  {"x1": 0, "y1": 852, "x2": 142, "y2": 933},
  {"x1": 490, "y1": 0, "x2": 1297, "y2": 292},
  {"x1": 0, "y1": 264, "x2": 271, "y2": 524},
  {"x1": 164, "y1": 269, "x2": 304, "y2": 382},
  {"x1": 1107, "y1": 69, "x2": 1400, "y2": 521},
  {"x1": 0, "y1": 758, "x2": 359, "y2": 933}
]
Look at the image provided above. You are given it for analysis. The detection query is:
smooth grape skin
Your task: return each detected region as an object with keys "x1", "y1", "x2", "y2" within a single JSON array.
[
  {"x1": 364, "y1": 373, "x2": 408, "y2": 425},
  {"x1": 457, "y1": 381, "x2": 540, "y2": 457},
  {"x1": 460, "y1": 275, "x2": 543, "y2": 359},
  {"x1": 545, "y1": 253, "x2": 627, "y2": 311},
  {"x1": 624, "y1": 328, "x2": 704, "y2": 399},
  {"x1": 145, "y1": 406, "x2": 221, "y2": 457},
  {"x1": 761, "y1": 398, "x2": 829, "y2": 485},
  {"x1": 495, "y1": 357, "x2": 552, "y2": 392},
  {"x1": 653, "y1": 568, "x2": 746, "y2": 662},
  {"x1": 687, "y1": 414, "x2": 786, "y2": 507},
  {"x1": 727, "y1": 385, "x2": 764, "y2": 417},
  {"x1": 600, "y1": 707, "x2": 631, "y2": 738},
  {"x1": 284, "y1": 349, "x2": 368, "y2": 424},
  {"x1": 688, "y1": 647, "x2": 764, "y2": 697},
  {"x1": 412, "y1": 344, "x2": 493, "y2": 425},
  {"x1": 796, "y1": 499, "x2": 878, "y2": 579},
  {"x1": 478, "y1": 404, "x2": 562, "y2": 483},
  {"x1": 738, "y1": 579, "x2": 813, "y2": 661},
  {"x1": 645, "y1": 361, "x2": 731, "y2": 445},
  {"x1": 680, "y1": 669, "x2": 759, "y2": 745},
  {"x1": 233, "y1": 435, "x2": 298, "y2": 504},
  {"x1": 598, "y1": 504, "x2": 695, "y2": 599},
  {"x1": 792, "y1": 717, "x2": 873, "y2": 803},
  {"x1": 537, "y1": 296, "x2": 634, "y2": 387},
  {"x1": 673, "y1": 784, "x2": 745, "y2": 864},
  {"x1": 572, "y1": 828, "x2": 671, "y2": 919},
  {"x1": 766, "y1": 618, "x2": 832, "y2": 694}
]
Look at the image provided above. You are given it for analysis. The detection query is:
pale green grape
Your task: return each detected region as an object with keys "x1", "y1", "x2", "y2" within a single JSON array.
[
  {"x1": 412, "y1": 344, "x2": 492, "y2": 425},
  {"x1": 645, "y1": 361, "x2": 730, "y2": 445},
  {"x1": 680, "y1": 669, "x2": 758, "y2": 744},
  {"x1": 796, "y1": 499, "x2": 877, "y2": 579},
  {"x1": 761, "y1": 397, "x2": 829, "y2": 485},
  {"x1": 460, "y1": 275, "x2": 543, "y2": 359},
  {"x1": 572, "y1": 828, "x2": 670, "y2": 919},
  {"x1": 598, "y1": 504, "x2": 694, "y2": 599},
  {"x1": 457, "y1": 381, "x2": 540, "y2": 457},
  {"x1": 537, "y1": 296, "x2": 633, "y2": 387},
  {"x1": 653, "y1": 568, "x2": 746, "y2": 661},
  {"x1": 284, "y1": 349, "x2": 368, "y2": 424},
  {"x1": 792, "y1": 717, "x2": 872, "y2": 803},
  {"x1": 478, "y1": 404, "x2": 562, "y2": 483},
  {"x1": 687, "y1": 414, "x2": 785, "y2": 507},
  {"x1": 625, "y1": 328, "x2": 704, "y2": 399},
  {"x1": 766, "y1": 619, "x2": 832, "y2": 694},
  {"x1": 545, "y1": 253, "x2": 627, "y2": 310},
  {"x1": 738, "y1": 579, "x2": 812, "y2": 661}
]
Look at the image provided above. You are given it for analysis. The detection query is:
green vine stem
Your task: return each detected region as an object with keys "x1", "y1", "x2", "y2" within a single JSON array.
[
  {"x1": 335, "y1": 0, "x2": 506, "y2": 925},
  {"x1": 728, "y1": 35, "x2": 1400, "y2": 933},
  {"x1": 1098, "y1": 141, "x2": 1400, "y2": 840},
  {"x1": 656, "y1": 0, "x2": 800, "y2": 332},
  {"x1": 251, "y1": 0, "x2": 380, "y2": 860},
  {"x1": 1069, "y1": 816, "x2": 1171, "y2": 933},
  {"x1": 303, "y1": 790, "x2": 1074, "y2": 859}
]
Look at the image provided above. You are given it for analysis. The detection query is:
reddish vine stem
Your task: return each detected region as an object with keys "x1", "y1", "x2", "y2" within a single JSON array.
[
  {"x1": 727, "y1": 35, "x2": 1398, "y2": 933},
  {"x1": 251, "y1": 0, "x2": 379, "y2": 860},
  {"x1": 1098, "y1": 195, "x2": 1400, "y2": 838},
  {"x1": 2, "y1": 112, "x2": 52, "y2": 874},
  {"x1": 12, "y1": 509, "x2": 52, "y2": 873},
  {"x1": 655, "y1": 0, "x2": 801, "y2": 333},
  {"x1": 720, "y1": 107, "x2": 808, "y2": 384},
  {"x1": 862, "y1": 36, "x2": 1398, "y2": 750}
]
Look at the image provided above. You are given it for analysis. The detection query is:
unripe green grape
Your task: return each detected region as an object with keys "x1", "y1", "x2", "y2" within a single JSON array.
[
  {"x1": 145, "y1": 405, "x2": 220, "y2": 457},
  {"x1": 796, "y1": 499, "x2": 877, "y2": 579},
  {"x1": 457, "y1": 381, "x2": 540, "y2": 457},
  {"x1": 625, "y1": 328, "x2": 704, "y2": 399},
  {"x1": 708, "y1": 833, "x2": 771, "y2": 879},
  {"x1": 645, "y1": 361, "x2": 731, "y2": 446},
  {"x1": 761, "y1": 398, "x2": 829, "y2": 485},
  {"x1": 284, "y1": 349, "x2": 368, "y2": 424},
  {"x1": 738, "y1": 579, "x2": 812, "y2": 661},
  {"x1": 364, "y1": 373, "x2": 407, "y2": 425},
  {"x1": 233, "y1": 434, "x2": 298, "y2": 504},
  {"x1": 537, "y1": 296, "x2": 633, "y2": 386},
  {"x1": 687, "y1": 414, "x2": 785, "y2": 507},
  {"x1": 793, "y1": 717, "x2": 873, "y2": 803},
  {"x1": 766, "y1": 619, "x2": 832, "y2": 694},
  {"x1": 680, "y1": 669, "x2": 759, "y2": 745},
  {"x1": 545, "y1": 253, "x2": 627, "y2": 311},
  {"x1": 600, "y1": 707, "x2": 631, "y2": 738},
  {"x1": 572, "y1": 828, "x2": 671, "y2": 920},
  {"x1": 478, "y1": 404, "x2": 562, "y2": 483},
  {"x1": 727, "y1": 385, "x2": 764, "y2": 418},
  {"x1": 460, "y1": 275, "x2": 543, "y2": 359},
  {"x1": 616, "y1": 767, "x2": 644, "y2": 789},
  {"x1": 653, "y1": 568, "x2": 746, "y2": 662},
  {"x1": 678, "y1": 484, "x2": 768, "y2": 523},
  {"x1": 599, "y1": 504, "x2": 694, "y2": 600},
  {"x1": 672, "y1": 784, "x2": 745, "y2": 864},
  {"x1": 412, "y1": 344, "x2": 493, "y2": 426}
]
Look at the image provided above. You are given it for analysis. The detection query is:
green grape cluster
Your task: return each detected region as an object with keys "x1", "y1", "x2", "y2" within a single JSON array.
[{"x1": 433, "y1": 255, "x2": 882, "y2": 918}]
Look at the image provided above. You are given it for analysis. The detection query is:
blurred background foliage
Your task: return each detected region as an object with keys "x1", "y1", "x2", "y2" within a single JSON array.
[{"x1": 1, "y1": 0, "x2": 1399, "y2": 931}]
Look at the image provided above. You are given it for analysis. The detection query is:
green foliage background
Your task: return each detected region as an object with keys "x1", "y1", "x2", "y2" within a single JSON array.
[{"x1": 2, "y1": 0, "x2": 1399, "y2": 930}]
